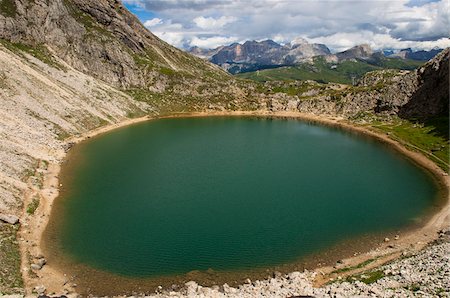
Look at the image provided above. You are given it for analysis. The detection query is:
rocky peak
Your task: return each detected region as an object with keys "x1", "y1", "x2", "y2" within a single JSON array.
[
  {"x1": 290, "y1": 37, "x2": 309, "y2": 47},
  {"x1": 336, "y1": 44, "x2": 373, "y2": 61},
  {"x1": 204, "y1": 39, "x2": 331, "y2": 71}
]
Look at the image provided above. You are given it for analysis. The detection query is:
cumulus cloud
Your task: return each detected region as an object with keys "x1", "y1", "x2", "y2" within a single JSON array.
[
  {"x1": 190, "y1": 36, "x2": 239, "y2": 48},
  {"x1": 136, "y1": 0, "x2": 230, "y2": 11},
  {"x1": 193, "y1": 16, "x2": 237, "y2": 30},
  {"x1": 144, "y1": 18, "x2": 163, "y2": 27},
  {"x1": 132, "y1": 0, "x2": 450, "y2": 51}
]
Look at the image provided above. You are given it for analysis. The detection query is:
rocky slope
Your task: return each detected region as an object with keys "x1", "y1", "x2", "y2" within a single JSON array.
[{"x1": 0, "y1": 0, "x2": 257, "y2": 112}]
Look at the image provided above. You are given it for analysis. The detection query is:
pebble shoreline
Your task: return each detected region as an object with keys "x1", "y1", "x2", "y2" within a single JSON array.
[{"x1": 3, "y1": 230, "x2": 447, "y2": 298}]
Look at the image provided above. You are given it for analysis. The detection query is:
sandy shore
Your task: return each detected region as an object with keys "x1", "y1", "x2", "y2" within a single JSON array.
[{"x1": 20, "y1": 111, "x2": 449, "y2": 296}]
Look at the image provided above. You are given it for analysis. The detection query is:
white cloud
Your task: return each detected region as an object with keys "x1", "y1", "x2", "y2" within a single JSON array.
[
  {"x1": 144, "y1": 18, "x2": 163, "y2": 27},
  {"x1": 190, "y1": 36, "x2": 239, "y2": 48},
  {"x1": 193, "y1": 16, "x2": 237, "y2": 30},
  {"x1": 129, "y1": 0, "x2": 450, "y2": 51},
  {"x1": 309, "y1": 32, "x2": 450, "y2": 52},
  {"x1": 154, "y1": 31, "x2": 186, "y2": 48}
]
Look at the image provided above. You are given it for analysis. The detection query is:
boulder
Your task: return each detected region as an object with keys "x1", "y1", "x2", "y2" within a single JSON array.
[{"x1": 0, "y1": 213, "x2": 19, "y2": 225}]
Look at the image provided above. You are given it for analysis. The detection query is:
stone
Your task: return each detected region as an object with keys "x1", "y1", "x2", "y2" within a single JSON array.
[
  {"x1": 288, "y1": 271, "x2": 302, "y2": 279},
  {"x1": 184, "y1": 280, "x2": 198, "y2": 290},
  {"x1": 384, "y1": 237, "x2": 390, "y2": 242},
  {"x1": 31, "y1": 264, "x2": 42, "y2": 270},
  {"x1": 0, "y1": 213, "x2": 20, "y2": 225},
  {"x1": 36, "y1": 258, "x2": 47, "y2": 267},
  {"x1": 34, "y1": 285, "x2": 46, "y2": 295}
]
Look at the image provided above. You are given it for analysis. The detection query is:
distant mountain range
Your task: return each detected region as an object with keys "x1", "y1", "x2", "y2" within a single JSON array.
[{"x1": 188, "y1": 39, "x2": 443, "y2": 74}]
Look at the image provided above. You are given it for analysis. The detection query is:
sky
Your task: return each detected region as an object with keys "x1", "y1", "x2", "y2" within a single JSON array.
[{"x1": 123, "y1": 0, "x2": 450, "y2": 52}]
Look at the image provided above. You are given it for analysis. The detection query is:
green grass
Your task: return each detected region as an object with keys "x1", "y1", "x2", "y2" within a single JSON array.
[
  {"x1": 26, "y1": 197, "x2": 40, "y2": 215},
  {"x1": 359, "y1": 270, "x2": 385, "y2": 284},
  {"x1": 237, "y1": 56, "x2": 422, "y2": 84},
  {"x1": 0, "y1": 39, "x2": 66, "y2": 70},
  {"x1": 0, "y1": 71, "x2": 8, "y2": 89},
  {"x1": 0, "y1": 224, "x2": 23, "y2": 294},
  {"x1": 0, "y1": 0, "x2": 17, "y2": 17},
  {"x1": 367, "y1": 56, "x2": 424, "y2": 70},
  {"x1": 332, "y1": 258, "x2": 378, "y2": 274},
  {"x1": 404, "y1": 284, "x2": 421, "y2": 292},
  {"x1": 160, "y1": 67, "x2": 176, "y2": 76},
  {"x1": 369, "y1": 116, "x2": 449, "y2": 172}
]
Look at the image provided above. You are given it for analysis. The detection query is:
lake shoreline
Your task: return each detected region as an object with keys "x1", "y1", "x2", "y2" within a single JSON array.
[{"x1": 23, "y1": 110, "x2": 449, "y2": 296}]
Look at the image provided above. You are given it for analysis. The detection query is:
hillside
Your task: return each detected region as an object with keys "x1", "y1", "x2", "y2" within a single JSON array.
[
  {"x1": 0, "y1": 0, "x2": 258, "y2": 112},
  {"x1": 237, "y1": 56, "x2": 424, "y2": 84}
]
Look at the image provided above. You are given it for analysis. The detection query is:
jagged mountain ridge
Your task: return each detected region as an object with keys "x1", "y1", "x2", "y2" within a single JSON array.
[
  {"x1": 389, "y1": 48, "x2": 442, "y2": 61},
  {"x1": 189, "y1": 39, "x2": 443, "y2": 74},
  {"x1": 188, "y1": 39, "x2": 331, "y2": 73}
]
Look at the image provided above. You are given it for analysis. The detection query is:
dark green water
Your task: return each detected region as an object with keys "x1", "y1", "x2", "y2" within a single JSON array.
[{"x1": 51, "y1": 117, "x2": 438, "y2": 278}]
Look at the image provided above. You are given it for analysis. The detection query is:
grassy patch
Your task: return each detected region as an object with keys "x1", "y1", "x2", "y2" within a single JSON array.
[
  {"x1": 369, "y1": 116, "x2": 449, "y2": 172},
  {"x1": 0, "y1": 0, "x2": 17, "y2": 17},
  {"x1": 236, "y1": 56, "x2": 422, "y2": 84},
  {"x1": 404, "y1": 284, "x2": 421, "y2": 292},
  {"x1": 0, "y1": 224, "x2": 23, "y2": 294},
  {"x1": 0, "y1": 71, "x2": 8, "y2": 89},
  {"x1": 26, "y1": 197, "x2": 40, "y2": 215},
  {"x1": 332, "y1": 258, "x2": 378, "y2": 274},
  {"x1": 160, "y1": 67, "x2": 176, "y2": 76},
  {"x1": 0, "y1": 39, "x2": 66, "y2": 70},
  {"x1": 359, "y1": 270, "x2": 385, "y2": 284}
]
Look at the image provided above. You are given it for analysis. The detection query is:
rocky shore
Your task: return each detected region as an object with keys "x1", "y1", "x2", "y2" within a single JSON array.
[
  {"x1": 1, "y1": 230, "x2": 448, "y2": 297},
  {"x1": 151, "y1": 232, "x2": 450, "y2": 298}
]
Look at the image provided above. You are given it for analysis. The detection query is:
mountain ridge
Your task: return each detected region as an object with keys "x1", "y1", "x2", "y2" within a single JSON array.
[{"x1": 188, "y1": 39, "x2": 443, "y2": 74}]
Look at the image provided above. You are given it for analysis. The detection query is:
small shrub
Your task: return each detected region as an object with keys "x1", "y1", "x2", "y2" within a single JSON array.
[{"x1": 26, "y1": 197, "x2": 40, "y2": 215}]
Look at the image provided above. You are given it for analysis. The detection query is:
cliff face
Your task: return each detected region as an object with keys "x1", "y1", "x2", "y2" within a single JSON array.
[
  {"x1": 399, "y1": 49, "x2": 449, "y2": 119},
  {"x1": 266, "y1": 48, "x2": 449, "y2": 120}
]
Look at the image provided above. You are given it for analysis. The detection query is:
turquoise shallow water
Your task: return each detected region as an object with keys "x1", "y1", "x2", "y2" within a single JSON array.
[{"x1": 50, "y1": 117, "x2": 438, "y2": 278}]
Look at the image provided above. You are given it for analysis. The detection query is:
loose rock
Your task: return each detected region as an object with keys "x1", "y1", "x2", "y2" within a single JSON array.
[{"x1": 0, "y1": 213, "x2": 20, "y2": 225}]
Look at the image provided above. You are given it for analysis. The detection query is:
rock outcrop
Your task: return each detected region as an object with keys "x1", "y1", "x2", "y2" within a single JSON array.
[
  {"x1": 266, "y1": 48, "x2": 449, "y2": 120},
  {"x1": 399, "y1": 49, "x2": 449, "y2": 118}
]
